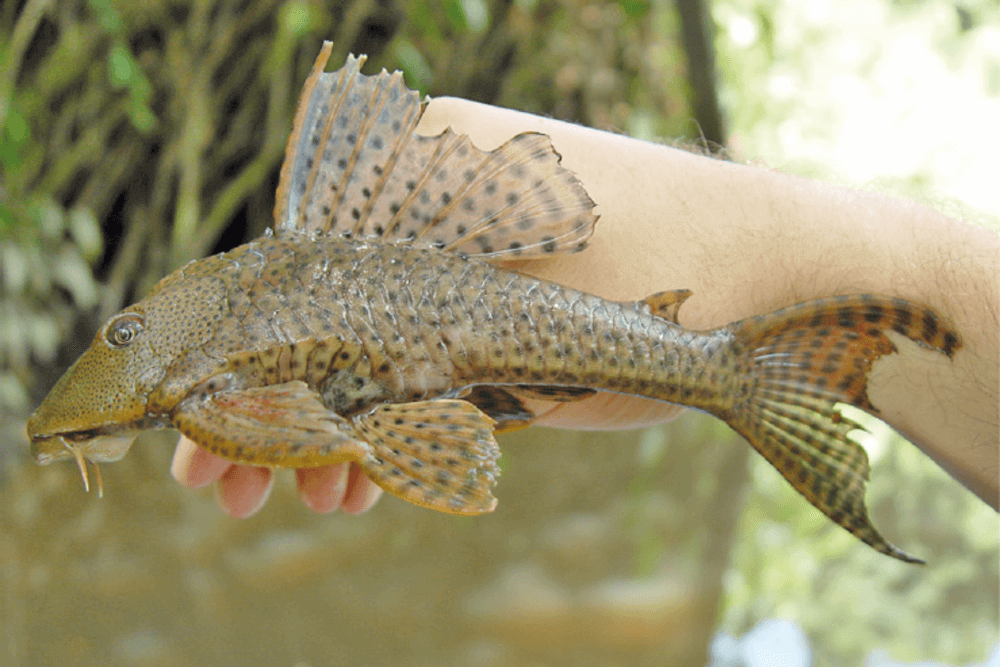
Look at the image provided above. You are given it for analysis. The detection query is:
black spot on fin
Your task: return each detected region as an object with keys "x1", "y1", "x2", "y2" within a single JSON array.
[{"x1": 351, "y1": 399, "x2": 501, "y2": 514}]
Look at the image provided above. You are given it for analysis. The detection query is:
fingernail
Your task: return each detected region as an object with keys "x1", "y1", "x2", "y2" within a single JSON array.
[
  {"x1": 171, "y1": 436, "x2": 230, "y2": 488},
  {"x1": 297, "y1": 464, "x2": 350, "y2": 513},
  {"x1": 217, "y1": 466, "x2": 274, "y2": 519},
  {"x1": 343, "y1": 473, "x2": 383, "y2": 515}
]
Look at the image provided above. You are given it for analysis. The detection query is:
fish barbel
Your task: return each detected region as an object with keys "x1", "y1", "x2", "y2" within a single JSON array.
[{"x1": 27, "y1": 43, "x2": 961, "y2": 563}]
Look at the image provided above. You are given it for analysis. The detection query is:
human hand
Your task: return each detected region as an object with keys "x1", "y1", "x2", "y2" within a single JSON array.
[{"x1": 170, "y1": 435, "x2": 383, "y2": 518}]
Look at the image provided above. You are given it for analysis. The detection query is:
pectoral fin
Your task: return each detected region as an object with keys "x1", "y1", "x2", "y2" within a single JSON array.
[
  {"x1": 352, "y1": 399, "x2": 501, "y2": 515},
  {"x1": 172, "y1": 380, "x2": 367, "y2": 467},
  {"x1": 175, "y1": 381, "x2": 502, "y2": 516}
]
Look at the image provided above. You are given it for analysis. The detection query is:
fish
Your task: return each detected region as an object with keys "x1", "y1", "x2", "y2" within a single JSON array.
[{"x1": 26, "y1": 42, "x2": 961, "y2": 564}]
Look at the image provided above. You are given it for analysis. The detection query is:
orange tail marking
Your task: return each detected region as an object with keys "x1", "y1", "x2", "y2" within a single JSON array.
[{"x1": 723, "y1": 294, "x2": 961, "y2": 563}]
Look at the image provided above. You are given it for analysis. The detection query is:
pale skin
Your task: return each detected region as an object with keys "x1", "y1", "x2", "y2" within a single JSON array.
[{"x1": 171, "y1": 97, "x2": 1000, "y2": 518}]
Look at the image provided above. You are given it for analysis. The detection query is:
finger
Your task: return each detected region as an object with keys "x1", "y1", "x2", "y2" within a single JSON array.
[
  {"x1": 295, "y1": 464, "x2": 351, "y2": 513},
  {"x1": 341, "y1": 465, "x2": 383, "y2": 515},
  {"x1": 527, "y1": 394, "x2": 686, "y2": 431},
  {"x1": 215, "y1": 465, "x2": 274, "y2": 519},
  {"x1": 170, "y1": 435, "x2": 231, "y2": 488}
]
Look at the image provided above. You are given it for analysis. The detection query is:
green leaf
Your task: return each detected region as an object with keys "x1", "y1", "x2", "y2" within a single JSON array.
[
  {"x1": 443, "y1": 0, "x2": 468, "y2": 31},
  {"x1": 127, "y1": 95, "x2": 157, "y2": 133},
  {"x1": 0, "y1": 139, "x2": 20, "y2": 171},
  {"x1": 5, "y1": 108, "x2": 29, "y2": 144},
  {"x1": 617, "y1": 0, "x2": 651, "y2": 19},
  {"x1": 0, "y1": 205, "x2": 14, "y2": 235},
  {"x1": 128, "y1": 68, "x2": 152, "y2": 100},
  {"x1": 108, "y1": 42, "x2": 132, "y2": 89},
  {"x1": 392, "y1": 40, "x2": 433, "y2": 94},
  {"x1": 279, "y1": 1, "x2": 314, "y2": 37},
  {"x1": 460, "y1": 0, "x2": 490, "y2": 33},
  {"x1": 87, "y1": 0, "x2": 123, "y2": 33}
]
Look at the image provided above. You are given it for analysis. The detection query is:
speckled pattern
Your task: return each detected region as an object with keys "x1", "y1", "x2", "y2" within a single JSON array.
[
  {"x1": 27, "y1": 43, "x2": 963, "y2": 563},
  {"x1": 354, "y1": 399, "x2": 500, "y2": 514},
  {"x1": 274, "y1": 49, "x2": 597, "y2": 258},
  {"x1": 724, "y1": 294, "x2": 960, "y2": 563}
]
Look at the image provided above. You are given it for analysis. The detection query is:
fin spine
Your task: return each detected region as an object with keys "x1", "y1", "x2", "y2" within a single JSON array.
[{"x1": 305, "y1": 57, "x2": 364, "y2": 234}]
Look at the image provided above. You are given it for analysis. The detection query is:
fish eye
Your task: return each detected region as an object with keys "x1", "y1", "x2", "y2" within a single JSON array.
[{"x1": 105, "y1": 313, "x2": 145, "y2": 348}]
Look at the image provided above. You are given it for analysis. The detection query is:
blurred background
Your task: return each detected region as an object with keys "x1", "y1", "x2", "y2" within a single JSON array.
[{"x1": 0, "y1": 0, "x2": 996, "y2": 666}]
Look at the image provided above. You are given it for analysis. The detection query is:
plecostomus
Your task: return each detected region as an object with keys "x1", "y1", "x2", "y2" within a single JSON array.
[{"x1": 27, "y1": 42, "x2": 961, "y2": 563}]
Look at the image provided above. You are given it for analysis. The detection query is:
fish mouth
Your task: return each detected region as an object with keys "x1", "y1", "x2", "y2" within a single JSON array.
[{"x1": 31, "y1": 427, "x2": 143, "y2": 497}]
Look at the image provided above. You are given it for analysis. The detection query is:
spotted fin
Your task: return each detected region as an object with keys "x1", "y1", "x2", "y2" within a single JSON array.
[
  {"x1": 722, "y1": 295, "x2": 962, "y2": 563},
  {"x1": 172, "y1": 379, "x2": 367, "y2": 467},
  {"x1": 351, "y1": 399, "x2": 501, "y2": 514},
  {"x1": 274, "y1": 42, "x2": 598, "y2": 259}
]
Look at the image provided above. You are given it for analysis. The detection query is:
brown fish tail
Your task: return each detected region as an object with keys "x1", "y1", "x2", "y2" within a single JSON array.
[{"x1": 719, "y1": 294, "x2": 962, "y2": 564}]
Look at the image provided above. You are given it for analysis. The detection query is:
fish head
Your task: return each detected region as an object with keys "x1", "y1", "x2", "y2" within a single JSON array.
[
  {"x1": 27, "y1": 305, "x2": 164, "y2": 470},
  {"x1": 27, "y1": 264, "x2": 228, "y2": 482}
]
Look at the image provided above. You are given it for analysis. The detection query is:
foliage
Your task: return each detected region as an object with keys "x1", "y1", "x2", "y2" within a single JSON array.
[
  {"x1": 0, "y1": 0, "x2": 359, "y2": 410},
  {"x1": 1, "y1": 1, "x2": 994, "y2": 665},
  {"x1": 712, "y1": 0, "x2": 1000, "y2": 220},
  {"x1": 1, "y1": 1, "x2": 105, "y2": 411},
  {"x1": 1, "y1": 0, "x2": 699, "y2": 414}
]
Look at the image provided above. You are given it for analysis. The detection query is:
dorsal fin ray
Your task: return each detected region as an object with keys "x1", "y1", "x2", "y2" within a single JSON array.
[{"x1": 273, "y1": 42, "x2": 598, "y2": 259}]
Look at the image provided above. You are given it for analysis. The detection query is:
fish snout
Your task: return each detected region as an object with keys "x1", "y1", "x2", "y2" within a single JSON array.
[
  {"x1": 27, "y1": 375, "x2": 144, "y2": 467},
  {"x1": 28, "y1": 430, "x2": 138, "y2": 466},
  {"x1": 27, "y1": 424, "x2": 138, "y2": 498},
  {"x1": 25, "y1": 407, "x2": 74, "y2": 463},
  {"x1": 26, "y1": 348, "x2": 149, "y2": 446},
  {"x1": 29, "y1": 434, "x2": 74, "y2": 465}
]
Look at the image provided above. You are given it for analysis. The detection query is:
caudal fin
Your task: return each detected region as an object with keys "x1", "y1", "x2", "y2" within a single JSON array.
[{"x1": 722, "y1": 294, "x2": 961, "y2": 563}]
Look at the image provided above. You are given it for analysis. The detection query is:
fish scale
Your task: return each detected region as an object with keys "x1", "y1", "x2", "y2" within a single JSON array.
[
  {"x1": 202, "y1": 236, "x2": 736, "y2": 417},
  {"x1": 27, "y1": 43, "x2": 963, "y2": 563}
]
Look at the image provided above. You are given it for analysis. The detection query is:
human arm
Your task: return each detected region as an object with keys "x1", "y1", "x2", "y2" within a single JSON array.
[{"x1": 174, "y1": 97, "x2": 999, "y2": 515}]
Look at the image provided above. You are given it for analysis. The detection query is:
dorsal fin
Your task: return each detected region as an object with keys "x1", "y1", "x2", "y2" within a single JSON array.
[
  {"x1": 273, "y1": 42, "x2": 598, "y2": 259},
  {"x1": 641, "y1": 289, "x2": 692, "y2": 324}
]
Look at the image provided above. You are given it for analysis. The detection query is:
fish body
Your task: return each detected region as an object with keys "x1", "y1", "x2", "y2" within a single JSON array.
[
  {"x1": 157, "y1": 235, "x2": 734, "y2": 421},
  {"x1": 27, "y1": 44, "x2": 961, "y2": 563}
]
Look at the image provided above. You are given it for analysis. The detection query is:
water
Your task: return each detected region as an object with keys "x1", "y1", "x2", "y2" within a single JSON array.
[{"x1": 1, "y1": 414, "x2": 747, "y2": 667}]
